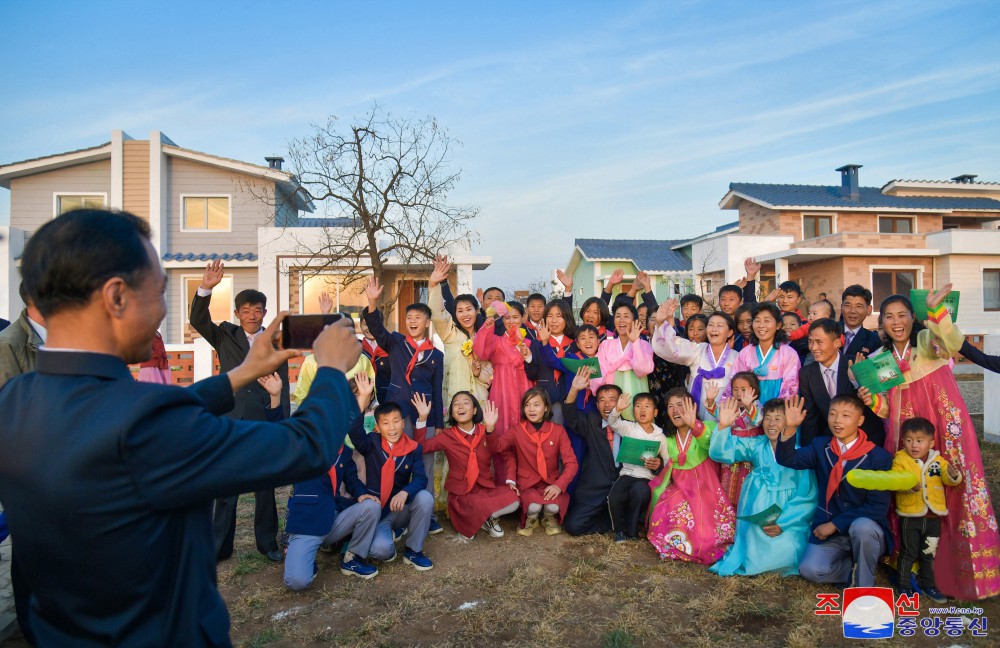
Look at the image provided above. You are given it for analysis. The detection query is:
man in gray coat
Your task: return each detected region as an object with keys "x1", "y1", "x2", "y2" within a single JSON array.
[{"x1": 0, "y1": 283, "x2": 45, "y2": 387}]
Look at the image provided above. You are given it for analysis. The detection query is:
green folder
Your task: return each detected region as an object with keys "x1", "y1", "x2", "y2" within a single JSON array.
[
  {"x1": 615, "y1": 436, "x2": 662, "y2": 465},
  {"x1": 560, "y1": 356, "x2": 602, "y2": 379},
  {"x1": 852, "y1": 353, "x2": 906, "y2": 395},
  {"x1": 910, "y1": 289, "x2": 960, "y2": 322},
  {"x1": 737, "y1": 503, "x2": 782, "y2": 527}
]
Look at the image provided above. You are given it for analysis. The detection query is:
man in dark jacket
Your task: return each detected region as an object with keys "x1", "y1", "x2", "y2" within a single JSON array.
[
  {"x1": 0, "y1": 209, "x2": 362, "y2": 647},
  {"x1": 189, "y1": 260, "x2": 290, "y2": 562}
]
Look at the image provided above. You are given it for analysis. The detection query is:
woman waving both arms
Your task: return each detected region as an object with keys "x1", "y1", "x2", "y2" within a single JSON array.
[
  {"x1": 859, "y1": 284, "x2": 1000, "y2": 600},
  {"x1": 596, "y1": 303, "x2": 654, "y2": 420}
]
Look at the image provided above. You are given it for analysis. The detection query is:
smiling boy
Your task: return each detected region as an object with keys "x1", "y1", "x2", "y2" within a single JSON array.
[{"x1": 775, "y1": 394, "x2": 893, "y2": 588}]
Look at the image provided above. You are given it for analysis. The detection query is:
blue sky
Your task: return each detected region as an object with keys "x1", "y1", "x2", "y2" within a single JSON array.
[{"x1": 2, "y1": 0, "x2": 999, "y2": 290}]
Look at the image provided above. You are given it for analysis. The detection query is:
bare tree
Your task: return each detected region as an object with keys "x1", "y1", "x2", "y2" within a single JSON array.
[{"x1": 257, "y1": 104, "x2": 479, "y2": 312}]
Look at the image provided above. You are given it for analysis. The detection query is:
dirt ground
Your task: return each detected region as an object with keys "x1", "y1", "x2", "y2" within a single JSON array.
[{"x1": 5, "y1": 421, "x2": 1000, "y2": 647}]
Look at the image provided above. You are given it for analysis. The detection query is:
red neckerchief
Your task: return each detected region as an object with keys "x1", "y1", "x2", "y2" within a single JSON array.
[
  {"x1": 452, "y1": 425, "x2": 486, "y2": 491},
  {"x1": 597, "y1": 326, "x2": 608, "y2": 340},
  {"x1": 327, "y1": 445, "x2": 344, "y2": 495},
  {"x1": 549, "y1": 335, "x2": 573, "y2": 382},
  {"x1": 827, "y1": 431, "x2": 876, "y2": 505},
  {"x1": 404, "y1": 336, "x2": 434, "y2": 384},
  {"x1": 519, "y1": 421, "x2": 554, "y2": 482},
  {"x1": 380, "y1": 435, "x2": 418, "y2": 503},
  {"x1": 362, "y1": 338, "x2": 388, "y2": 361},
  {"x1": 524, "y1": 320, "x2": 539, "y2": 332}
]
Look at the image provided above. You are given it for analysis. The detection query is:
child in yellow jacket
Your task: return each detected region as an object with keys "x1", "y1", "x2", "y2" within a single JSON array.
[{"x1": 893, "y1": 417, "x2": 962, "y2": 602}]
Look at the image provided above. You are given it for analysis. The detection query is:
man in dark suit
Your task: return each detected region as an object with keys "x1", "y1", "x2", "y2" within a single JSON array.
[
  {"x1": 0, "y1": 209, "x2": 362, "y2": 646},
  {"x1": 798, "y1": 318, "x2": 886, "y2": 447},
  {"x1": 189, "y1": 260, "x2": 289, "y2": 562},
  {"x1": 840, "y1": 284, "x2": 881, "y2": 359}
]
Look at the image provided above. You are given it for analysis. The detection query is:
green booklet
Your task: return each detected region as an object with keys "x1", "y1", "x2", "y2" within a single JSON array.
[
  {"x1": 852, "y1": 353, "x2": 906, "y2": 395},
  {"x1": 910, "y1": 289, "x2": 960, "y2": 322},
  {"x1": 615, "y1": 436, "x2": 662, "y2": 465},
  {"x1": 737, "y1": 503, "x2": 782, "y2": 527},
  {"x1": 560, "y1": 356, "x2": 602, "y2": 379}
]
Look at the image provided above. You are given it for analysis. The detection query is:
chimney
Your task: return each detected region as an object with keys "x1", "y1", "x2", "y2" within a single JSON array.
[
  {"x1": 264, "y1": 156, "x2": 284, "y2": 170},
  {"x1": 835, "y1": 164, "x2": 862, "y2": 200},
  {"x1": 951, "y1": 174, "x2": 977, "y2": 184}
]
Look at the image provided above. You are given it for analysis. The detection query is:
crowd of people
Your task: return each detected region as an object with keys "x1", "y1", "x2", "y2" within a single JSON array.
[
  {"x1": 1, "y1": 209, "x2": 1000, "y2": 646},
  {"x1": 265, "y1": 254, "x2": 1000, "y2": 606}
]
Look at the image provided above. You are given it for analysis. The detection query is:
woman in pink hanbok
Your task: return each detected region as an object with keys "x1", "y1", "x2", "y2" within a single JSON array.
[
  {"x1": 648, "y1": 388, "x2": 736, "y2": 565},
  {"x1": 862, "y1": 286, "x2": 1000, "y2": 600},
  {"x1": 596, "y1": 303, "x2": 654, "y2": 421},
  {"x1": 473, "y1": 300, "x2": 537, "y2": 482},
  {"x1": 731, "y1": 302, "x2": 800, "y2": 403}
]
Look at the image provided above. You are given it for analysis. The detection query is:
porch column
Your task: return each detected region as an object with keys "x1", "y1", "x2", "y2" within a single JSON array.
[
  {"x1": 774, "y1": 258, "x2": 789, "y2": 285},
  {"x1": 985, "y1": 335, "x2": 1000, "y2": 443}
]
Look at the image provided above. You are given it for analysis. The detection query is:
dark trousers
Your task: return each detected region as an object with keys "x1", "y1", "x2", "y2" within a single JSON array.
[
  {"x1": 11, "y1": 547, "x2": 36, "y2": 645},
  {"x1": 898, "y1": 515, "x2": 941, "y2": 590},
  {"x1": 564, "y1": 488, "x2": 613, "y2": 536},
  {"x1": 607, "y1": 475, "x2": 651, "y2": 537},
  {"x1": 213, "y1": 489, "x2": 278, "y2": 560}
]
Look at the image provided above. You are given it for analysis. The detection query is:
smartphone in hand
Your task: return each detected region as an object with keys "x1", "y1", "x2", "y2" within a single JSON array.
[{"x1": 281, "y1": 314, "x2": 343, "y2": 349}]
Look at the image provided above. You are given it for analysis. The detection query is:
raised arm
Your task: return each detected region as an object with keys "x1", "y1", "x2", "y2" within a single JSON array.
[
  {"x1": 960, "y1": 340, "x2": 1000, "y2": 373},
  {"x1": 651, "y1": 300, "x2": 700, "y2": 366},
  {"x1": 362, "y1": 277, "x2": 393, "y2": 350},
  {"x1": 188, "y1": 260, "x2": 226, "y2": 347}
]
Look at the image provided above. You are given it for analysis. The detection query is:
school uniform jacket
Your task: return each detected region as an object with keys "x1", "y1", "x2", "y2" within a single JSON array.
[
  {"x1": 362, "y1": 342, "x2": 392, "y2": 405},
  {"x1": 348, "y1": 424, "x2": 429, "y2": 515},
  {"x1": 362, "y1": 307, "x2": 444, "y2": 428},
  {"x1": 0, "y1": 351, "x2": 358, "y2": 647},
  {"x1": 491, "y1": 422, "x2": 578, "y2": 492},
  {"x1": 775, "y1": 435, "x2": 893, "y2": 546},
  {"x1": 798, "y1": 353, "x2": 887, "y2": 447},
  {"x1": 418, "y1": 425, "x2": 499, "y2": 494}
]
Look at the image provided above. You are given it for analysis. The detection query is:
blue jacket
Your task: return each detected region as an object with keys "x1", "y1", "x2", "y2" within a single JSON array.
[
  {"x1": 362, "y1": 308, "x2": 444, "y2": 428},
  {"x1": 265, "y1": 409, "x2": 369, "y2": 537},
  {"x1": 348, "y1": 424, "x2": 428, "y2": 516},
  {"x1": 0, "y1": 351, "x2": 358, "y2": 647},
  {"x1": 775, "y1": 434, "x2": 893, "y2": 547}
]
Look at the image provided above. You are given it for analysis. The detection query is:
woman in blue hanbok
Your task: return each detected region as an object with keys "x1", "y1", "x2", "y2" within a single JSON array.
[{"x1": 709, "y1": 397, "x2": 816, "y2": 576}]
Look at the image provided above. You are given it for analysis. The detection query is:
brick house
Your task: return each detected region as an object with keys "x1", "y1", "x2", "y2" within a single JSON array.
[
  {"x1": 0, "y1": 130, "x2": 490, "y2": 381},
  {"x1": 685, "y1": 166, "x2": 1000, "y2": 333}
]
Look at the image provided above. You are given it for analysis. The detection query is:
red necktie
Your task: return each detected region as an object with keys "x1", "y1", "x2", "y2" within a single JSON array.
[
  {"x1": 605, "y1": 426, "x2": 614, "y2": 455},
  {"x1": 522, "y1": 422, "x2": 553, "y2": 482},
  {"x1": 404, "y1": 336, "x2": 435, "y2": 384},
  {"x1": 380, "y1": 436, "x2": 418, "y2": 503},
  {"x1": 453, "y1": 425, "x2": 485, "y2": 492},
  {"x1": 327, "y1": 446, "x2": 344, "y2": 495}
]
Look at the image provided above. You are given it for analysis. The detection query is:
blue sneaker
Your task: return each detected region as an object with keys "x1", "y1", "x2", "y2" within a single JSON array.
[
  {"x1": 340, "y1": 557, "x2": 378, "y2": 579},
  {"x1": 921, "y1": 586, "x2": 948, "y2": 604},
  {"x1": 392, "y1": 527, "x2": 408, "y2": 542},
  {"x1": 428, "y1": 519, "x2": 444, "y2": 535},
  {"x1": 403, "y1": 548, "x2": 433, "y2": 571}
]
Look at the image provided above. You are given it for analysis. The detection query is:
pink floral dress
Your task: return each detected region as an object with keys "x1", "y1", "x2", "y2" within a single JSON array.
[{"x1": 647, "y1": 420, "x2": 736, "y2": 565}]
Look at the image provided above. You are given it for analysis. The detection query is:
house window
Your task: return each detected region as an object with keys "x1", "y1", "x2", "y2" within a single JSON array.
[
  {"x1": 802, "y1": 214, "x2": 833, "y2": 239},
  {"x1": 984, "y1": 270, "x2": 1000, "y2": 311},
  {"x1": 55, "y1": 194, "x2": 106, "y2": 216},
  {"x1": 184, "y1": 275, "x2": 234, "y2": 330},
  {"x1": 182, "y1": 196, "x2": 230, "y2": 231},
  {"x1": 300, "y1": 274, "x2": 368, "y2": 321},
  {"x1": 879, "y1": 216, "x2": 914, "y2": 234},
  {"x1": 871, "y1": 269, "x2": 916, "y2": 307}
]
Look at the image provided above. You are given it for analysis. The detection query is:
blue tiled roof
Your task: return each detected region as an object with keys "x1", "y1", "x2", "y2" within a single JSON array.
[
  {"x1": 162, "y1": 252, "x2": 258, "y2": 262},
  {"x1": 715, "y1": 220, "x2": 739, "y2": 232},
  {"x1": 575, "y1": 239, "x2": 691, "y2": 272},
  {"x1": 729, "y1": 183, "x2": 1000, "y2": 211},
  {"x1": 294, "y1": 217, "x2": 356, "y2": 228}
]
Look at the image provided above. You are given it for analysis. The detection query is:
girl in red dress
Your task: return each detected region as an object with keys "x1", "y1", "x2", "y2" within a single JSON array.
[
  {"x1": 413, "y1": 392, "x2": 519, "y2": 540},
  {"x1": 492, "y1": 387, "x2": 579, "y2": 536}
]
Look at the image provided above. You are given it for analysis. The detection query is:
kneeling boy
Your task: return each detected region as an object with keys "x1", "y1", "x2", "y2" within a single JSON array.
[
  {"x1": 776, "y1": 395, "x2": 892, "y2": 587},
  {"x1": 350, "y1": 402, "x2": 435, "y2": 571}
]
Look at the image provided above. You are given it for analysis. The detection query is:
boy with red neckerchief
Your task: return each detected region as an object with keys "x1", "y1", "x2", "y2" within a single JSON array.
[
  {"x1": 775, "y1": 394, "x2": 893, "y2": 588},
  {"x1": 362, "y1": 276, "x2": 445, "y2": 534}
]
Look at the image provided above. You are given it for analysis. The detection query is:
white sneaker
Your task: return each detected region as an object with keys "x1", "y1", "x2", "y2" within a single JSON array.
[{"x1": 482, "y1": 517, "x2": 504, "y2": 538}]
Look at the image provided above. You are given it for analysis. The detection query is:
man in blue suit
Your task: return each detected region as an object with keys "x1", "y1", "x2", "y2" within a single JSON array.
[
  {"x1": 0, "y1": 209, "x2": 362, "y2": 647},
  {"x1": 776, "y1": 394, "x2": 893, "y2": 588},
  {"x1": 840, "y1": 285, "x2": 882, "y2": 359}
]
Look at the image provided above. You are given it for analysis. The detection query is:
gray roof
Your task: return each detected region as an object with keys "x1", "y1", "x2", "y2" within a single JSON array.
[
  {"x1": 575, "y1": 239, "x2": 691, "y2": 272},
  {"x1": 729, "y1": 183, "x2": 1000, "y2": 211},
  {"x1": 163, "y1": 252, "x2": 258, "y2": 262},
  {"x1": 294, "y1": 217, "x2": 356, "y2": 228}
]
